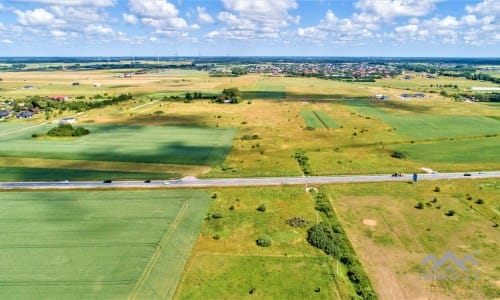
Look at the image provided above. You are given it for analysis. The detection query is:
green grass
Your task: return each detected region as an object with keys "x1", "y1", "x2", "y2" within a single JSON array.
[
  {"x1": 176, "y1": 256, "x2": 336, "y2": 299},
  {"x1": 394, "y1": 136, "x2": 500, "y2": 163},
  {"x1": 0, "y1": 124, "x2": 236, "y2": 166},
  {"x1": 314, "y1": 111, "x2": 339, "y2": 128},
  {"x1": 301, "y1": 111, "x2": 339, "y2": 129},
  {"x1": 301, "y1": 111, "x2": 325, "y2": 128},
  {"x1": 0, "y1": 190, "x2": 211, "y2": 300},
  {"x1": 175, "y1": 186, "x2": 358, "y2": 299},
  {"x1": 0, "y1": 166, "x2": 179, "y2": 181},
  {"x1": 343, "y1": 100, "x2": 500, "y2": 139}
]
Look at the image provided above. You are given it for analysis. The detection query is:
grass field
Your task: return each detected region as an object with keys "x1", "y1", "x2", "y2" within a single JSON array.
[
  {"x1": 0, "y1": 166, "x2": 179, "y2": 181},
  {"x1": 0, "y1": 124, "x2": 236, "y2": 166},
  {"x1": 301, "y1": 111, "x2": 338, "y2": 129},
  {"x1": 325, "y1": 179, "x2": 500, "y2": 300},
  {"x1": 343, "y1": 100, "x2": 500, "y2": 139},
  {"x1": 175, "y1": 187, "x2": 359, "y2": 299},
  {"x1": 0, "y1": 190, "x2": 211, "y2": 299}
]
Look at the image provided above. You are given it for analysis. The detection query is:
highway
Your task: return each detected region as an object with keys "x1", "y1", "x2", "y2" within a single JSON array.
[{"x1": 1, "y1": 171, "x2": 499, "y2": 190}]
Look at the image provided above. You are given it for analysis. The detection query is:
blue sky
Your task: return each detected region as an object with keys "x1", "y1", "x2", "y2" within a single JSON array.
[{"x1": 0, "y1": 0, "x2": 498, "y2": 57}]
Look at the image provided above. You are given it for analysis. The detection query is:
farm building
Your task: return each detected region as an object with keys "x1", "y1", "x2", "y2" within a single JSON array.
[
  {"x1": 0, "y1": 110, "x2": 10, "y2": 118},
  {"x1": 57, "y1": 117, "x2": 76, "y2": 124},
  {"x1": 15, "y1": 111, "x2": 33, "y2": 119}
]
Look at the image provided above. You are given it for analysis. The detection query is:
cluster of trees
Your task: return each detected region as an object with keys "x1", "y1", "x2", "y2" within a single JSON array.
[
  {"x1": 214, "y1": 88, "x2": 241, "y2": 103},
  {"x1": 307, "y1": 190, "x2": 377, "y2": 299},
  {"x1": 184, "y1": 91, "x2": 204, "y2": 101},
  {"x1": 28, "y1": 93, "x2": 133, "y2": 114},
  {"x1": 46, "y1": 124, "x2": 90, "y2": 137},
  {"x1": 294, "y1": 150, "x2": 311, "y2": 175}
]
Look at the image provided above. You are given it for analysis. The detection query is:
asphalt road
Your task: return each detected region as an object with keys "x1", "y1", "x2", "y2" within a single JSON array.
[{"x1": 1, "y1": 171, "x2": 499, "y2": 190}]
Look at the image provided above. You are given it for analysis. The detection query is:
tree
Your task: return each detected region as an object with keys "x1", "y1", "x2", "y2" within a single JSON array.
[{"x1": 185, "y1": 92, "x2": 192, "y2": 101}]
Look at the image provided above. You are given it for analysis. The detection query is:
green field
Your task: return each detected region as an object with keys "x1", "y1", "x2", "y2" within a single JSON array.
[
  {"x1": 394, "y1": 136, "x2": 500, "y2": 163},
  {"x1": 0, "y1": 190, "x2": 211, "y2": 299},
  {"x1": 344, "y1": 100, "x2": 500, "y2": 139},
  {"x1": 0, "y1": 166, "x2": 179, "y2": 181},
  {"x1": 301, "y1": 111, "x2": 338, "y2": 129},
  {"x1": 0, "y1": 124, "x2": 236, "y2": 166}
]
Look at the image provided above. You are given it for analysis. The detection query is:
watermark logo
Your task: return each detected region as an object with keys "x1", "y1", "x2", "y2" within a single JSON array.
[{"x1": 420, "y1": 251, "x2": 479, "y2": 281}]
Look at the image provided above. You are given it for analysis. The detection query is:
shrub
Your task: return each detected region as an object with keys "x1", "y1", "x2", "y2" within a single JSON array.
[
  {"x1": 212, "y1": 212, "x2": 223, "y2": 219},
  {"x1": 415, "y1": 202, "x2": 424, "y2": 209},
  {"x1": 445, "y1": 210, "x2": 455, "y2": 216},
  {"x1": 391, "y1": 152, "x2": 406, "y2": 159},
  {"x1": 257, "y1": 203, "x2": 267, "y2": 212},
  {"x1": 307, "y1": 222, "x2": 339, "y2": 257},
  {"x1": 31, "y1": 133, "x2": 38, "y2": 138},
  {"x1": 475, "y1": 199, "x2": 484, "y2": 204},
  {"x1": 431, "y1": 197, "x2": 438, "y2": 203},
  {"x1": 286, "y1": 216, "x2": 308, "y2": 227},
  {"x1": 256, "y1": 236, "x2": 272, "y2": 247},
  {"x1": 213, "y1": 234, "x2": 220, "y2": 240},
  {"x1": 433, "y1": 186, "x2": 441, "y2": 192}
]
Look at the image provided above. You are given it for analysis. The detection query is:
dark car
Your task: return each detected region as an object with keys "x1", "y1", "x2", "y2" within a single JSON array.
[
  {"x1": 464, "y1": 173, "x2": 471, "y2": 177},
  {"x1": 144, "y1": 180, "x2": 151, "y2": 183},
  {"x1": 103, "y1": 179, "x2": 112, "y2": 183}
]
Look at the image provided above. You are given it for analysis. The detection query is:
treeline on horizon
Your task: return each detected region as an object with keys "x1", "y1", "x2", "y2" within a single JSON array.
[{"x1": 0, "y1": 56, "x2": 499, "y2": 65}]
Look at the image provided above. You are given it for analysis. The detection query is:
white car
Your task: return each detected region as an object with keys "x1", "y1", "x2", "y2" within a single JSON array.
[
  {"x1": 62, "y1": 180, "x2": 70, "y2": 183},
  {"x1": 163, "y1": 181, "x2": 171, "y2": 185}
]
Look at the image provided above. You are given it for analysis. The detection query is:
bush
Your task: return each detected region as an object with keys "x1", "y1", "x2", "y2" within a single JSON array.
[
  {"x1": 433, "y1": 186, "x2": 441, "y2": 192},
  {"x1": 415, "y1": 202, "x2": 424, "y2": 209},
  {"x1": 47, "y1": 123, "x2": 90, "y2": 137},
  {"x1": 257, "y1": 203, "x2": 267, "y2": 212},
  {"x1": 445, "y1": 210, "x2": 455, "y2": 216},
  {"x1": 286, "y1": 216, "x2": 308, "y2": 227},
  {"x1": 390, "y1": 152, "x2": 406, "y2": 159},
  {"x1": 475, "y1": 199, "x2": 484, "y2": 204},
  {"x1": 307, "y1": 222, "x2": 339, "y2": 257},
  {"x1": 212, "y1": 212, "x2": 223, "y2": 219},
  {"x1": 256, "y1": 236, "x2": 272, "y2": 247}
]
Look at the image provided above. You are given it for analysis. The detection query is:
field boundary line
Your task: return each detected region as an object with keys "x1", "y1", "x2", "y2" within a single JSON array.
[
  {"x1": 128, "y1": 199, "x2": 190, "y2": 300},
  {"x1": 130, "y1": 100, "x2": 158, "y2": 111},
  {"x1": 312, "y1": 111, "x2": 329, "y2": 129},
  {"x1": 0, "y1": 122, "x2": 48, "y2": 137}
]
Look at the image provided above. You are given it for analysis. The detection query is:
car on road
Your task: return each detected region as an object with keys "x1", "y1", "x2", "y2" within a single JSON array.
[
  {"x1": 144, "y1": 180, "x2": 151, "y2": 183},
  {"x1": 464, "y1": 173, "x2": 472, "y2": 177},
  {"x1": 103, "y1": 179, "x2": 112, "y2": 183},
  {"x1": 163, "y1": 181, "x2": 170, "y2": 185},
  {"x1": 478, "y1": 171, "x2": 486, "y2": 174},
  {"x1": 61, "y1": 180, "x2": 70, "y2": 183}
]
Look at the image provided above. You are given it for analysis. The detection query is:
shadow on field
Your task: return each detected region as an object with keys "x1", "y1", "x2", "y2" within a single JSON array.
[
  {"x1": 373, "y1": 100, "x2": 432, "y2": 113},
  {"x1": 127, "y1": 114, "x2": 209, "y2": 126},
  {"x1": 243, "y1": 90, "x2": 371, "y2": 101}
]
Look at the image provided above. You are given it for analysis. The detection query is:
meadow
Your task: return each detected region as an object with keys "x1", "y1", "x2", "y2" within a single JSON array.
[
  {"x1": 301, "y1": 111, "x2": 338, "y2": 129},
  {"x1": 325, "y1": 179, "x2": 500, "y2": 299},
  {"x1": 175, "y1": 187, "x2": 361, "y2": 299},
  {"x1": 0, "y1": 124, "x2": 236, "y2": 166},
  {"x1": 0, "y1": 189, "x2": 211, "y2": 300}
]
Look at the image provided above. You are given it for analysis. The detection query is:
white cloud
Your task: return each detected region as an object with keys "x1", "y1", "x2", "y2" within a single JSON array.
[
  {"x1": 196, "y1": 6, "x2": 213, "y2": 24},
  {"x1": 1, "y1": 39, "x2": 13, "y2": 44},
  {"x1": 50, "y1": 30, "x2": 67, "y2": 37},
  {"x1": 297, "y1": 9, "x2": 375, "y2": 43},
  {"x1": 15, "y1": 8, "x2": 65, "y2": 27},
  {"x1": 14, "y1": 0, "x2": 115, "y2": 7},
  {"x1": 207, "y1": 0, "x2": 298, "y2": 41},
  {"x1": 84, "y1": 24, "x2": 114, "y2": 36},
  {"x1": 355, "y1": 0, "x2": 440, "y2": 20},
  {"x1": 128, "y1": 0, "x2": 188, "y2": 30},
  {"x1": 129, "y1": 0, "x2": 178, "y2": 19},
  {"x1": 123, "y1": 13, "x2": 138, "y2": 25},
  {"x1": 466, "y1": 0, "x2": 500, "y2": 15},
  {"x1": 50, "y1": 5, "x2": 107, "y2": 24}
]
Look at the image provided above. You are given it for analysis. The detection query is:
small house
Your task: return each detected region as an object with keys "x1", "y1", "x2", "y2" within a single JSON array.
[
  {"x1": 58, "y1": 117, "x2": 76, "y2": 124},
  {"x1": 16, "y1": 111, "x2": 34, "y2": 119},
  {"x1": 0, "y1": 110, "x2": 10, "y2": 118}
]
